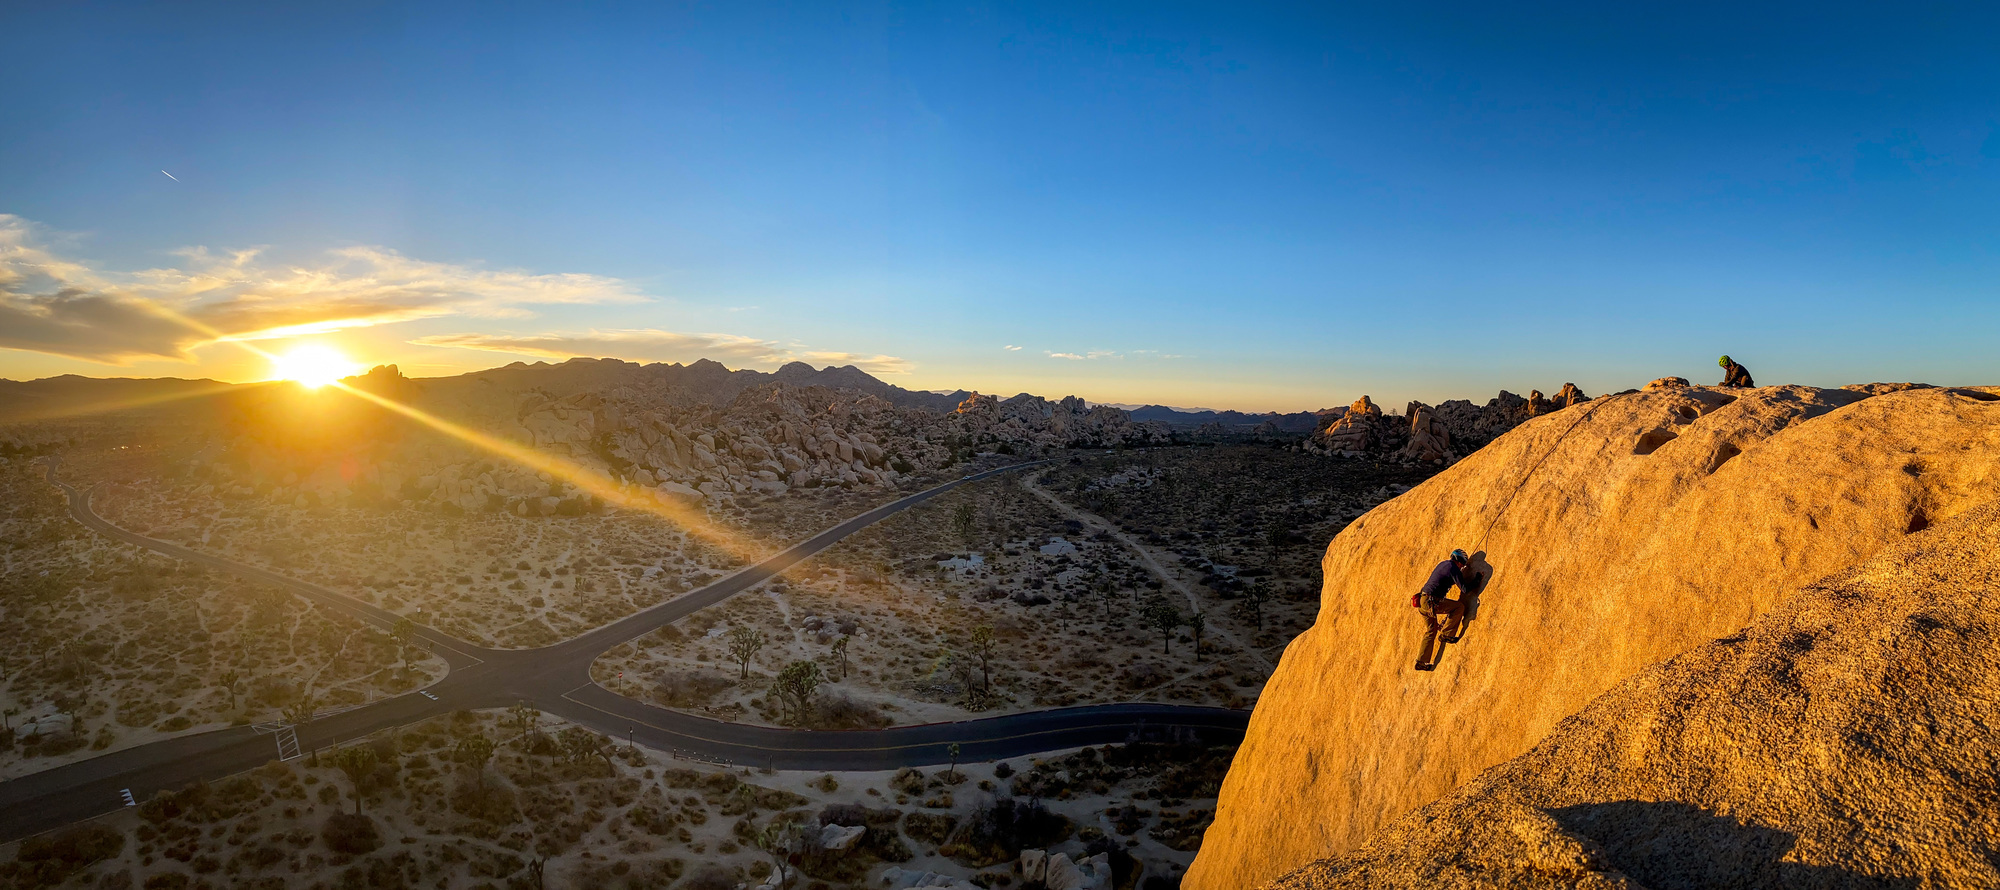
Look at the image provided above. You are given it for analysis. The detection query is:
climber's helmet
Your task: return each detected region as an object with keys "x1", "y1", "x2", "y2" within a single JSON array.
[
  {"x1": 1718, "y1": 355, "x2": 1732, "y2": 368},
  {"x1": 1450, "y1": 549, "x2": 1469, "y2": 566}
]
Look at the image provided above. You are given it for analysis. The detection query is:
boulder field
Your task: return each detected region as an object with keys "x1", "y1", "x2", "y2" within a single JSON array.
[{"x1": 1185, "y1": 382, "x2": 2000, "y2": 889}]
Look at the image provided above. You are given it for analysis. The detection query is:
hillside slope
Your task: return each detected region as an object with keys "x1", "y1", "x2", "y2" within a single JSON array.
[
  {"x1": 1268, "y1": 497, "x2": 2000, "y2": 889},
  {"x1": 1186, "y1": 382, "x2": 2000, "y2": 889}
]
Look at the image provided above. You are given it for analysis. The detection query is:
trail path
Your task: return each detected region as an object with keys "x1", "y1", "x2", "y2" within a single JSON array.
[{"x1": 1021, "y1": 475, "x2": 1274, "y2": 673}]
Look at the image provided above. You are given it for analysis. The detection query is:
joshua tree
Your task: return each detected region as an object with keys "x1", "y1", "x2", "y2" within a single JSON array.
[
  {"x1": 390, "y1": 616, "x2": 416, "y2": 669},
  {"x1": 768, "y1": 660, "x2": 824, "y2": 727},
  {"x1": 947, "y1": 743, "x2": 962, "y2": 781},
  {"x1": 754, "y1": 820, "x2": 801, "y2": 888},
  {"x1": 1143, "y1": 599, "x2": 1184, "y2": 655},
  {"x1": 559, "y1": 727, "x2": 615, "y2": 773},
  {"x1": 454, "y1": 734, "x2": 496, "y2": 791},
  {"x1": 951, "y1": 502, "x2": 977, "y2": 545},
  {"x1": 727, "y1": 626, "x2": 766, "y2": 679},
  {"x1": 282, "y1": 687, "x2": 319, "y2": 726},
  {"x1": 331, "y1": 745, "x2": 378, "y2": 814},
  {"x1": 1241, "y1": 581, "x2": 1271, "y2": 631},
  {"x1": 507, "y1": 702, "x2": 540, "y2": 742},
  {"x1": 829, "y1": 635, "x2": 850, "y2": 681},
  {"x1": 218, "y1": 670, "x2": 240, "y2": 710},
  {"x1": 1187, "y1": 608, "x2": 1207, "y2": 661},
  {"x1": 968, "y1": 624, "x2": 995, "y2": 695}
]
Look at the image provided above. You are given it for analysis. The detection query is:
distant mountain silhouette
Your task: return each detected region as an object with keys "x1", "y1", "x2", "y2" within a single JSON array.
[
  {"x1": 449, "y1": 357, "x2": 970, "y2": 412},
  {"x1": 0, "y1": 375, "x2": 241, "y2": 421},
  {"x1": 1124, "y1": 404, "x2": 1337, "y2": 432}
]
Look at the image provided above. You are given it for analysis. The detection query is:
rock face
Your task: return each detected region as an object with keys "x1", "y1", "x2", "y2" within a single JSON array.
[
  {"x1": 1186, "y1": 384, "x2": 2000, "y2": 890},
  {"x1": 1267, "y1": 498, "x2": 2000, "y2": 889}
]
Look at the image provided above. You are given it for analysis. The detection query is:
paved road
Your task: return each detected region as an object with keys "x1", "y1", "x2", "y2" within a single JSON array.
[{"x1": 0, "y1": 458, "x2": 1248, "y2": 842}]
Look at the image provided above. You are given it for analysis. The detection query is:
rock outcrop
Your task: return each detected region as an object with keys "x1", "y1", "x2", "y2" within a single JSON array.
[
  {"x1": 1186, "y1": 384, "x2": 2000, "y2": 890},
  {"x1": 1267, "y1": 498, "x2": 2000, "y2": 889},
  {"x1": 1305, "y1": 386, "x2": 1593, "y2": 463}
]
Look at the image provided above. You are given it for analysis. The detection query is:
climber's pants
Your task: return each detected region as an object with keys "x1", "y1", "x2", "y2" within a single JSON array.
[{"x1": 1418, "y1": 596, "x2": 1464, "y2": 666}]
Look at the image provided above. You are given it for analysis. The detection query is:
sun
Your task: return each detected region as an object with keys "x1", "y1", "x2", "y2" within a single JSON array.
[{"x1": 269, "y1": 344, "x2": 359, "y2": 389}]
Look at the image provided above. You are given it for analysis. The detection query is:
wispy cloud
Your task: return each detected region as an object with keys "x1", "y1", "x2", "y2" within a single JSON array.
[
  {"x1": 0, "y1": 214, "x2": 640, "y2": 364},
  {"x1": 1046, "y1": 349, "x2": 1125, "y2": 360},
  {"x1": 798, "y1": 351, "x2": 914, "y2": 375},
  {"x1": 412, "y1": 330, "x2": 913, "y2": 375},
  {"x1": 1003, "y1": 344, "x2": 1022, "y2": 351}
]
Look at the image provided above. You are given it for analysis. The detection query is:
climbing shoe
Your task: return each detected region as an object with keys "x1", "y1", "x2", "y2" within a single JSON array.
[{"x1": 1414, "y1": 662, "x2": 1434, "y2": 671}]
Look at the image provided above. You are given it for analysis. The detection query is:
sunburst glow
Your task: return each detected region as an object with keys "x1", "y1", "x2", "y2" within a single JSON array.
[{"x1": 270, "y1": 344, "x2": 359, "y2": 388}]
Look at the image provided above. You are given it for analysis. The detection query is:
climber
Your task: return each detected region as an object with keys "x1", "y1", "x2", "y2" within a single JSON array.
[
  {"x1": 1718, "y1": 355, "x2": 1755, "y2": 388},
  {"x1": 1414, "y1": 549, "x2": 1473, "y2": 671}
]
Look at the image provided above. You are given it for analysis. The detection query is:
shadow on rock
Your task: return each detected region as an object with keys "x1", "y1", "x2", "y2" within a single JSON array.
[{"x1": 1549, "y1": 800, "x2": 1920, "y2": 890}]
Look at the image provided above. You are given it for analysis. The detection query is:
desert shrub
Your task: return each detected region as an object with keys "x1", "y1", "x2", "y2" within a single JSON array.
[
  {"x1": 652, "y1": 670, "x2": 735, "y2": 708},
  {"x1": 336, "y1": 851, "x2": 416, "y2": 890},
  {"x1": 903, "y1": 811, "x2": 958, "y2": 847},
  {"x1": 992, "y1": 761, "x2": 1014, "y2": 779},
  {"x1": 938, "y1": 799, "x2": 1072, "y2": 867},
  {"x1": 450, "y1": 783, "x2": 520, "y2": 824},
  {"x1": 116, "y1": 700, "x2": 163, "y2": 727},
  {"x1": 625, "y1": 804, "x2": 681, "y2": 835},
  {"x1": 698, "y1": 771, "x2": 739, "y2": 800},
  {"x1": 143, "y1": 874, "x2": 191, "y2": 890},
  {"x1": 889, "y1": 767, "x2": 926, "y2": 796},
  {"x1": 566, "y1": 857, "x2": 684, "y2": 889},
  {"x1": 659, "y1": 768, "x2": 701, "y2": 788},
  {"x1": 321, "y1": 812, "x2": 381, "y2": 854},
  {"x1": 813, "y1": 692, "x2": 891, "y2": 729},
  {"x1": 229, "y1": 840, "x2": 288, "y2": 871},
  {"x1": 0, "y1": 823, "x2": 125, "y2": 888},
  {"x1": 678, "y1": 864, "x2": 738, "y2": 890},
  {"x1": 1117, "y1": 662, "x2": 1168, "y2": 690},
  {"x1": 817, "y1": 803, "x2": 902, "y2": 828}
]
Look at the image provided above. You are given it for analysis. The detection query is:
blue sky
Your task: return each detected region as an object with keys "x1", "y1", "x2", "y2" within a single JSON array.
[{"x1": 2, "y1": 2, "x2": 1995, "y2": 411}]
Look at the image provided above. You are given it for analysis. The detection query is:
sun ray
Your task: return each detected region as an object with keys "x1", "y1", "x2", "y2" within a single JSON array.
[
  {"x1": 77, "y1": 292, "x2": 775, "y2": 566},
  {"x1": 329, "y1": 380, "x2": 769, "y2": 565}
]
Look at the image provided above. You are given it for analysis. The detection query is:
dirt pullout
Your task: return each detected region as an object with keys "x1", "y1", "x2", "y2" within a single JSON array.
[
  {"x1": 1268, "y1": 497, "x2": 2000, "y2": 889},
  {"x1": 1187, "y1": 383, "x2": 2000, "y2": 889}
]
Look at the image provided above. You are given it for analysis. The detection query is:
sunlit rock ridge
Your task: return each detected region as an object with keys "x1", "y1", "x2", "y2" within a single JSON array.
[{"x1": 1185, "y1": 380, "x2": 2000, "y2": 889}]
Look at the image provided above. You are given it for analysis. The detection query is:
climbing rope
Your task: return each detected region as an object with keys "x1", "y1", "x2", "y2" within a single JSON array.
[{"x1": 1472, "y1": 392, "x2": 1628, "y2": 555}]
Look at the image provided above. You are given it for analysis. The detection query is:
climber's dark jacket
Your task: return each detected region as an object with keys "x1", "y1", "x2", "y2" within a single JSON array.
[{"x1": 1418, "y1": 559, "x2": 1469, "y2": 602}]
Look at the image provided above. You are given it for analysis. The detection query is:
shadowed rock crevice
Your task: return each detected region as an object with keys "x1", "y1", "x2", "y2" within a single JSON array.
[{"x1": 1633, "y1": 428, "x2": 1678, "y2": 455}]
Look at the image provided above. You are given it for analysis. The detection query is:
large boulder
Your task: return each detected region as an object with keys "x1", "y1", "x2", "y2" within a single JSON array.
[
  {"x1": 1186, "y1": 384, "x2": 2000, "y2": 890},
  {"x1": 1267, "y1": 498, "x2": 2000, "y2": 889}
]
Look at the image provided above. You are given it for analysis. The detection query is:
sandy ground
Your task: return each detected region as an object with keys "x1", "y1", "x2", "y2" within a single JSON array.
[{"x1": 0, "y1": 449, "x2": 446, "y2": 783}]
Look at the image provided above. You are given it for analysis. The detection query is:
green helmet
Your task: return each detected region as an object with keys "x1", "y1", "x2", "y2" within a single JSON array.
[{"x1": 1718, "y1": 355, "x2": 1732, "y2": 367}]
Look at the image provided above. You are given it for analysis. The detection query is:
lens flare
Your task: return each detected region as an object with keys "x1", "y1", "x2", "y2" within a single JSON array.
[{"x1": 271, "y1": 344, "x2": 359, "y2": 388}]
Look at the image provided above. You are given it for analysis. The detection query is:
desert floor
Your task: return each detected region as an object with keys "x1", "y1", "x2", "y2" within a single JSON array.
[{"x1": 0, "y1": 705, "x2": 1237, "y2": 890}]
